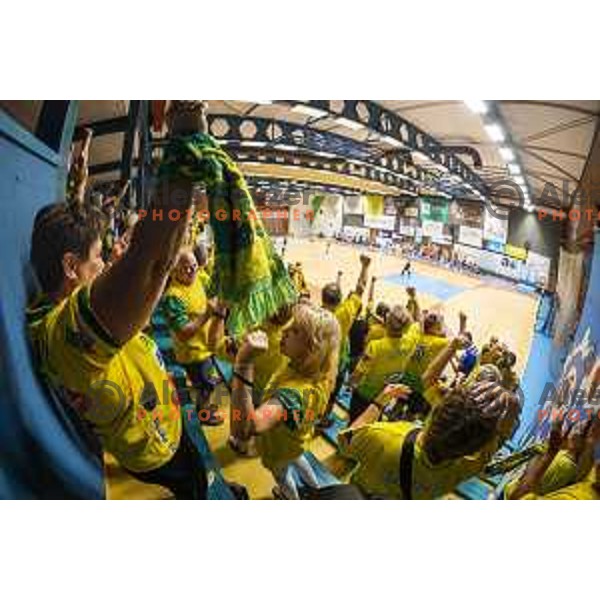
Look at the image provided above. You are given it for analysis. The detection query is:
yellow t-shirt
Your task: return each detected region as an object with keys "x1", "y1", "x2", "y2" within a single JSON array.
[
  {"x1": 406, "y1": 333, "x2": 449, "y2": 379},
  {"x1": 521, "y1": 468, "x2": 599, "y2": 500},
  {"x1": 27, "y1": 287, "x2": 181, "y2": 473},
  {"x1": 354, "y1": 323, "x2": 421, "y2": 401},
  {"x1": 162, "y1": 276, "x2": 212, "y2": 364},
  {"x1": 197, "y1": 268, "x2": 211, "y2": 292},
  {"x1": 256, "y1": 366, "x2": 328, "y2": 473},
  {"x1": 340, "y1": 420, "x2": 496, "y2": 499},
  {"x1": 504, "y1": 450, "x2": 580, "y2": 498},
  {"x1": 366, "y1": 321, "x2": 386, "y2": 344},
  {"x1": 253, "y1": 321, "x2": 289, "y2": 396}
]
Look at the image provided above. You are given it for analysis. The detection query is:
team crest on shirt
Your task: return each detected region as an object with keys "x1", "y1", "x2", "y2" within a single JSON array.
[{"x1": 65, "y1": 326, "x2": 95, "y2": 352}]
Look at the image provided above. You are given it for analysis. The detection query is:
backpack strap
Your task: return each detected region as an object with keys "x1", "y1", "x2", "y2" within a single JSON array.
[{"x1": 399, "y1": 428, "x2": 421, "y2": 500}]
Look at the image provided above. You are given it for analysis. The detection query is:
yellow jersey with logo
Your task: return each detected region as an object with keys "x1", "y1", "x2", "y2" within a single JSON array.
[
  {"x1": 340, "y1": 420, "x2": 496, "y2": 499},
  {"x1": 256, "y1": 366, "x2": 328, "y2": 473},
  {"x1": 503, "y1": 450, "x2": 579, "y2": 499},
  {"x1": 366, "y1": 321, "x2": 386, "y2": 344},
  {"x1": 354, "y1": 323, "x2": 421, "y2": 401},
  {"x1": 406, "y1": 333, "x2": 449, "y2": 379},
  {"x1": 27, "y1": 287, "x2": 181, "y2": 473},
  {"x1": 162, "y1": 276, "x2": 212, "y2": 364},
  {"x1": 253, "y1": 321, "x2": 289, "y2": 397}
]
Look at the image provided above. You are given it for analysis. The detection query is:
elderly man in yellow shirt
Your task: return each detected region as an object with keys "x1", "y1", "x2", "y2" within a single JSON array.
[{"x1": 161, "y1": 248, "x2": 227, "y2": 426}]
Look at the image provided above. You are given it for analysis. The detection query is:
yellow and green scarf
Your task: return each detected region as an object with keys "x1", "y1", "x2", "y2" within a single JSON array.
[{"x1": 158, "y1": 133, "x2": 297, "y2": 338}]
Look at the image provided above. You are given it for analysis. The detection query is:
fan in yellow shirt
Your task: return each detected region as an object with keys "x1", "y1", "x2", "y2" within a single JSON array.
[
  {"x1": 28, "y1": 285, "x2": 182, "y2": 475},
  {"x1": 339, "y1": 378, "x2": 520, "y2": 499},
  {"x1": 319, "y1": 253, "x2": 371, "y2": 425},
  {"x1": 26, "y1": 101, "x2": 239, "y2": 499},
  {"x1": 405, "y1": 311, "x2": 450, "y2": 380},
  {"x1": 229, "y1": 302, "x2": 341, "y2": 498},
  {"x1": 252, "y1": 304, "x2": 294, "y2": 398},
  {"x1": 161, "y1": 248, "x2": 227, "y2": 426},
  {"x1": 506, "y1": 416, "x2": 600, "y2": 500},
  {"x1": 348, "y1": 305, "x2": 421, "y2": 422}
]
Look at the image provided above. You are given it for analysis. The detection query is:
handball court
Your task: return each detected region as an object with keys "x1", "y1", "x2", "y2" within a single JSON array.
[{"x1": 106, "y1": 237, "x2": 538, "y2": 499}]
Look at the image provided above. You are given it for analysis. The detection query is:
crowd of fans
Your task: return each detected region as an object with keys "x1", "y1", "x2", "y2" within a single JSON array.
[{"x1": 25, "y1": 101, "x2": 599, "y2": 500}]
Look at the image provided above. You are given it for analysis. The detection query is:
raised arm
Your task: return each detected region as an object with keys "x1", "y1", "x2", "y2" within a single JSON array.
[
  {"x1": 367, "y1": 276, "x2": 376, "y2": 307},
  {"x1": 422, "y1": 335, "x2": 466, "y2": 389},
  {"x1": 231, "y1": 331, "x2": 284, "y2": 441},
  {"x1": 90, "y1": 102, "x2": 206, "y2": 345},
  {"x1": 354, "y1": 254, "x2": 371, "y2": 297},
  {"x1": 508, "y1": 420, "x2": 569, "y2": 499},
  {"x1": 69, "y1": 128, "x2": 93, "y2": 207},
  {"x1": 349, "y1": 384, "x2": 412, "y2": 428}
]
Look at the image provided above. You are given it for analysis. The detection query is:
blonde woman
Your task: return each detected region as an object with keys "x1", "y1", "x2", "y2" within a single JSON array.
[{"x1": 231, "y1": 303, "x2": 341, "y2": 498}]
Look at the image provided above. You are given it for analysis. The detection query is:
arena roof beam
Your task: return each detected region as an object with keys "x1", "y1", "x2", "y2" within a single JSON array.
[
  {"x1": 204, "y1": 113, "x2": 440, "y2": 193},
  {"x1": 279, "y1": 100, "x2": 488, "y2": 194},
  {"x1": 73, "y1": 116, "x2": 129, "y2": 141},
  {"x1": 226, "y1": 146, "x2": 416, "y2": 195}
]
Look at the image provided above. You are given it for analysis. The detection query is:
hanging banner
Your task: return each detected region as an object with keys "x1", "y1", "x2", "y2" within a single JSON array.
[
  {"x1": 420, "y1": 197, "x2": 449, "y2": 223},
  {"x1": 364, "y1": 214, "x2": 396, "y2": 231},
  {"x1": 344, "y1": 195, "x2": 364, "y2": 215},
  {"x1": 422, "y1": 220, "x2": 444, "y2": 238},
  {"x1": 458, "y1": 226, "x2": 483, "y2": 248},
  {"x1": 484, "y1": 208, "x2": 509, "y2": 243}
]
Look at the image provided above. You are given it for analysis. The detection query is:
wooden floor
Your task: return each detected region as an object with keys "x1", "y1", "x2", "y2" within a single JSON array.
[{"x1": 106, "y1": 237, "x2": 538, "y2": 499}]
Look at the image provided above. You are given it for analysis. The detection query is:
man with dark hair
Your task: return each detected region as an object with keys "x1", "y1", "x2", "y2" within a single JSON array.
[
  {"x1": 27, "y1": 101, "x2": 214, "y2": 499},
  {"x1": 339, "y1": 346, "x2": 520, "y2": 499}
]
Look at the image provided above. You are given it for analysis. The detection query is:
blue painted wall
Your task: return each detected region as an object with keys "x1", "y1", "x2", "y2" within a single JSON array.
[{"x1": 0, "y1": 108, "x2": 104, "y2": 498}]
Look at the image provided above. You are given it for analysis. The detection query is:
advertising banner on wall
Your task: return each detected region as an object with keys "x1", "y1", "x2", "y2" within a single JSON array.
[
  {"x1": 458, "y1": 225, "x2": 484, "y2": 248},
  {"x1": 364, "y1": 214, "x2": 396, "y2": 231},
  {"x1": 344, "y1": 195, "x2": 364, "y2": 215},
  {"x1": 422, "y1": 220, "x2": 444, "y2": 238},
  {"x1": 506, "y1": 243, "x2": 528, "y2": 261},
  {"x1": 420, "y1": 197, "x2": 449, "y2": 222},
  {"x1": 521, "y1": 231, "x2": 600, "y2": 447}
]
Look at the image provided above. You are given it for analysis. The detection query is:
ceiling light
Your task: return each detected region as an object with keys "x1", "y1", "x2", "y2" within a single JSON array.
[
  {"x1": 381, "y1": 135, "x2": 404, "y2": 148},
  {"x1": 464, "y1": 100, "x2": 489, "y2": 114},
  {"x1": 314, "y1": 150, "x2": 338, "y2": 159},
  {"x1": 412, "y1": 151, "x2": 430, "y2": 163},
  {"x1": 291, "y1": 104, "x2": 328, "y2": 118},
  {"x1": 499, "y1": 146, "x2": 515, "y2": 161},
  {"x1": 335, "y1": 117, "x2": 365, "y2": 131},
  {"x1": 514, "y1": 175, "x2": 525, "y2": 185},
  {"x1": 508, "y1": 163, "x2": 521, "y2": 175},
  {"x1": 484, "y1": 123, "x2": 505, "y2": 142},
  {"x1": 242, "y1": 141, "x2": 267, "y2": 147}
]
